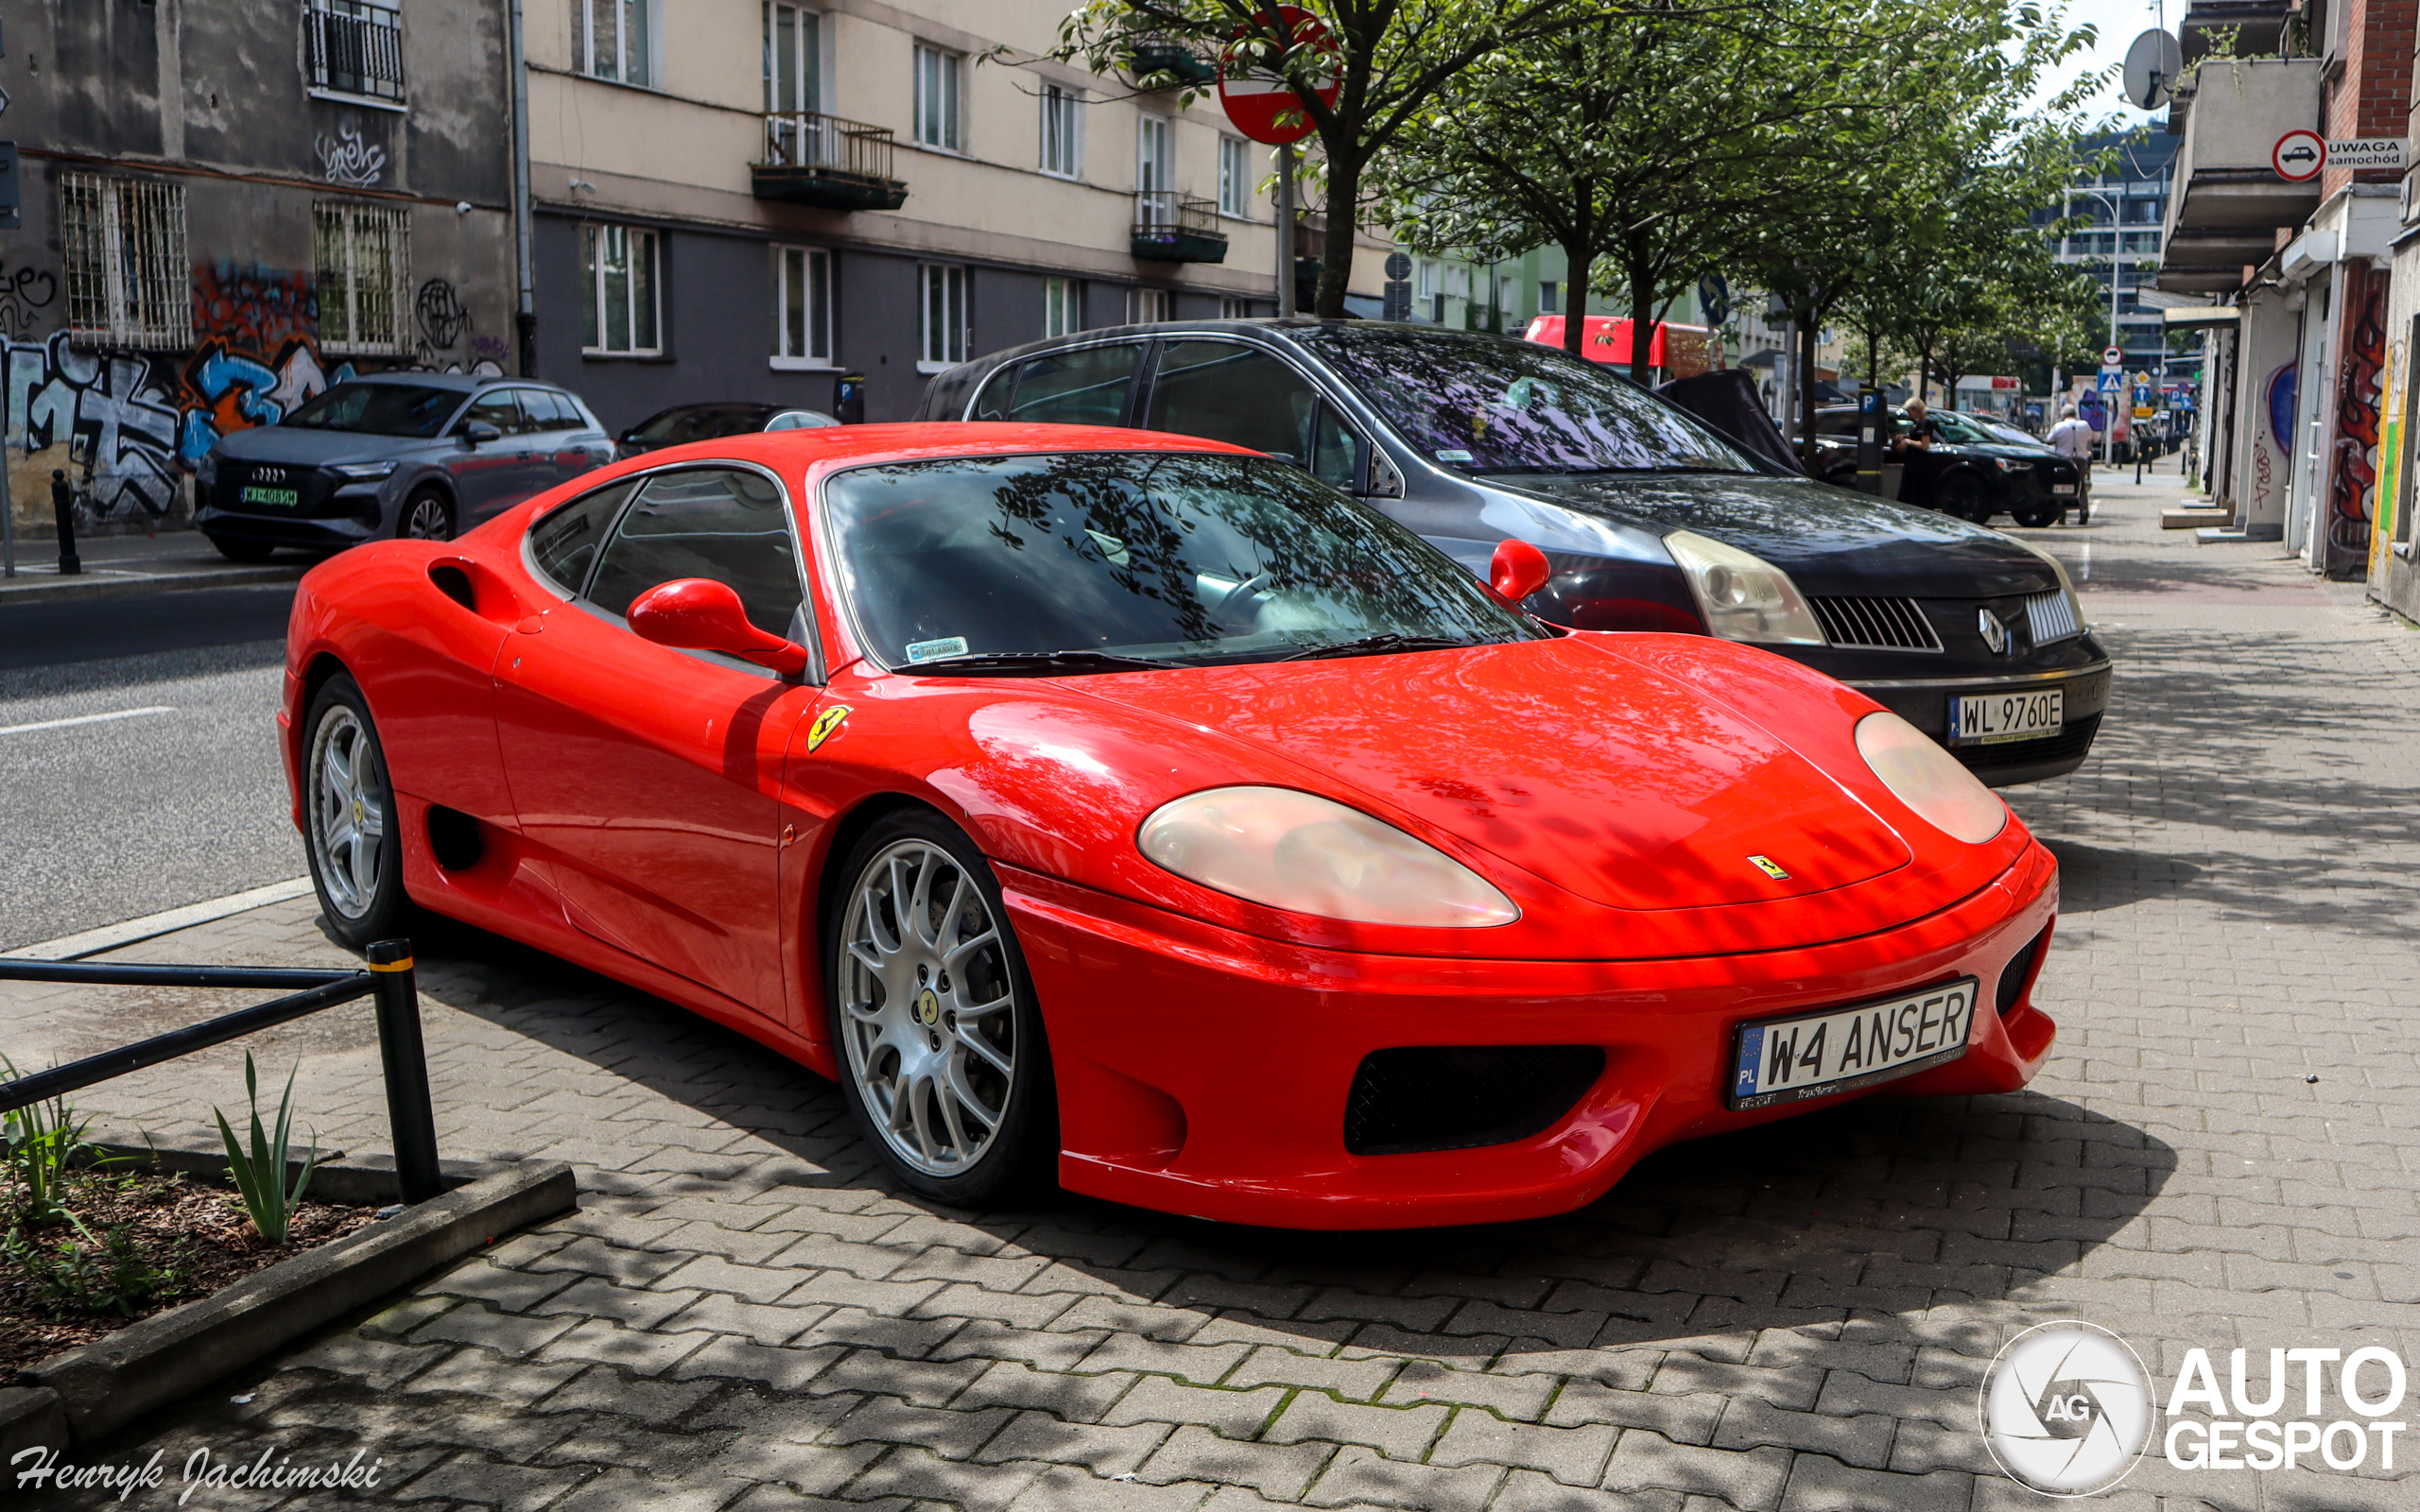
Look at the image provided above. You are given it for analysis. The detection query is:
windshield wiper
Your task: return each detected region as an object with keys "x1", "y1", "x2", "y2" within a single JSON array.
[
  {"x1": 900, "y1": 649, "x2": 1184, "y2": 676},
  {"x1": 1278, "y1": 633, "x2": 1478, "y2": 662}
]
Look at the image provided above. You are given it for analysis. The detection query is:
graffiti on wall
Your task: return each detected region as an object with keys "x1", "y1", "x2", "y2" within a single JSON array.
[
  {"x1": 316, "y1": 122, "x2": 387, "y2": 188},
  {"x1": 0, "y1": 265, "x2": 59, "y2": 341},
  {"x1": 408, "y1": 278, "x2": 505, "y2": 374},
  {"x1": 5, "y1": 332, "x2": 185, "y2": 521},
  {"x1": 2328, "y1": 274, "x2": 2385, "y2": 574},
  {"x1": 178, "y1": 265, "x2": 354, "y2": 465}
]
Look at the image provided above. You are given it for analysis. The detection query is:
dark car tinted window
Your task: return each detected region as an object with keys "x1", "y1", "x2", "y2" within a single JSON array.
[
  {"x1": 628, "y1": 405, "x2": 776, "y2": 444},
  {"x1": 462, "y1": 390, "x2": 519, "y2": 437},
  {"x1": 282, "y1": 383, "x2": 461, "y2": 438},
  {"x1": 1296, "y1": 327, "x2": 1755, "y2": 475},
  {"x1": 586, "y1": 468, "x2": 802, "y2": 634},
  {"x1": 1005, "y1": 345, "x2": 1141, "y2": 425},
  {"x1": 528, "y1": 479, "x2": 638, "y2": 594},
  {"x1": 822, "y1": 452, "x2": 1540, "y2": 669},
  {"x1": 524, "y1": 390, "x2": 581, "y2": 430},
  {"x1": 1146, "y1": 340, "x2": 1321, "y2": 460}
]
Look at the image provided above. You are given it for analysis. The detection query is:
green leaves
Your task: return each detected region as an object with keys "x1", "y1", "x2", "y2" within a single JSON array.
[
  {"x1": 214, "y1": 1052, "x2": 319, "y2": 1246},
  {"x1": 1, "y1": 1053, "x2": 101, "y2": 1224}
]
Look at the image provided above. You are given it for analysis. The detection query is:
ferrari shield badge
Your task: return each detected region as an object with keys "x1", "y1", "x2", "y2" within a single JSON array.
[
  {"x1": 915, "y1": 988, "x2": 942, "y2": 1025},
  {"x1": 805, "y1": 704, "x2": 852, "y2": 752},
  {"x1": 1748, "y1": 855, "x2": 1789, "y2": 880}
]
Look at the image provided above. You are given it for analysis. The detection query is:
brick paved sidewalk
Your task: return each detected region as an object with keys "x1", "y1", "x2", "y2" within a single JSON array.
[{"x1": 7, "y1": 471, "x2": 2417, "y2": 1510}]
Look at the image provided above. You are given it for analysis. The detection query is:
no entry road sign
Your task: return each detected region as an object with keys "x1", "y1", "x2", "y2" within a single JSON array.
[{"x1": 1218, "y1": 6, "x2": 1339, "y2": 146}]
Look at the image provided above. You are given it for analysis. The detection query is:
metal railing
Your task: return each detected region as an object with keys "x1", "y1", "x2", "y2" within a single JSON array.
[
  {"x1": 764, "y1": 111, "x2": 898, "y2": 182},
  {"x1": 0, "y1": 939, "x2": 442, "y2": 1205},
  {"x1": 306, "y1": 1, "x2": 406, "y2": 102},
  {"x1": 1133, "y1": 191, "x2": 1218, "y2": 236}
]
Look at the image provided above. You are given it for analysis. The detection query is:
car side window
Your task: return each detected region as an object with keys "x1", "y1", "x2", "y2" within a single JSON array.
[
  {"x1": 528, "y1": 478, "x2": 639, "y2": 595},
  {"x1": 1309, "y1": 402, "x2": 1363, "y2": 492},
  {"x1": 584, "y1": 468, "x2": 803, "y2": 636},
  {"x1": 1005, "y1": 345, "x2": 1143, "y2": 426},
  {"x1": 525, "y1": 391, "x2": 579, "y2": 431},
  {"x1": 1147, "y1": 340, "x2": 1320, "y2": 460},
  {"x1": 462, "y1": 390, "x2": 519, "y2": 437},
  {"x1": 970, "y1": 366, "x2": 1015, "y2": 421}
]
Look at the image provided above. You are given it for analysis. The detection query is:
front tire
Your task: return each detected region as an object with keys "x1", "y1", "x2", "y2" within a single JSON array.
[
  {"x1": 399, "y1": 490, "x2": 454, "y2": 541},
  {"x1": 302, "y1": 675, "x2": 409, "y2": 949},
  {"x1": 2010, "y1": 500, "x2": 2061, "y2": 528},
  {"x1": 1936, "y1": 472, "x2": 1994, "y2": 524},
  {"x1": 826, "y1": 812, "x2": 1057, "y2": 1207}
]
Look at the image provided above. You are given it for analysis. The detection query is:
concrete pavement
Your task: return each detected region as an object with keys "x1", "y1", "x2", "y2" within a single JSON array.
[{"x1": 7, "y1": 468, "x2": 2419, "y2": 1510}]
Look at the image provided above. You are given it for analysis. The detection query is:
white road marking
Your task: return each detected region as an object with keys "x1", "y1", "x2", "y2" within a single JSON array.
[
  {"x1": 2, "y1": 878, "x2": 315, "y2": 961},
  {"x1": 0, "y1": 705, "x2": 179, "y2": 737}
]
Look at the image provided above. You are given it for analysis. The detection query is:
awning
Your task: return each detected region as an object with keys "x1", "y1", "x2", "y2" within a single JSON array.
[{"x1": 2163, "y1": 305, "x2": 2240, "y2": 331}]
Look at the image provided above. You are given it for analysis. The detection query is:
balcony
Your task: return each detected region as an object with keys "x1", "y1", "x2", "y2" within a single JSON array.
[
  {"x1": 2156, "y1": 57, "x2": 2322, "y2": 292},
  {"x1": 1132, "y1": 39, "x2": 1218, "y2": 87},
  {"x1": 753, "y1": 112, "x2": 909, "y2": 212},
  {"x1": 1132, "y1": 194, "x2": 1228, "y2": 263},
  {"x1": 305, "y1": 1, "x2": 406, "y2": 104}
]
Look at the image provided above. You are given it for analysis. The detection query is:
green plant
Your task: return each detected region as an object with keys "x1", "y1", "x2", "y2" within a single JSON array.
[
  {"x1": 0, "y1": 1054, "x2": 99, "y2": 1223},
  {"x1": 214, "y1": 1054, "x2": 319, "y2": 1245},
  {"x1": 2, "y1": 1214, "x2": 180, "y2": 1317}
]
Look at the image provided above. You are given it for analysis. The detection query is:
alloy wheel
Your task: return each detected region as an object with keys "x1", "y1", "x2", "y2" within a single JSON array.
[
  {"x1": 307, "y1": 705, "x2": 387, "y2": 919},
  {"x1": 403, "y1": 494, "x2": 451, "y2": 540},
  {"x1": 837, "y1": 839, "x2": 1021, "y2": 1177}
]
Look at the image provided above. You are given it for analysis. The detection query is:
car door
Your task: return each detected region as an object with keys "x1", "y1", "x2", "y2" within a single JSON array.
[
  {"x1": 513, "y1": 389, "x2": 603, "y2": 500},
  {"x1": 443, "y1": 388, "x2": 528, "y2": 519},
  {"x1": 493, "y1": 464, "x2": 821, "y2": 1015}
]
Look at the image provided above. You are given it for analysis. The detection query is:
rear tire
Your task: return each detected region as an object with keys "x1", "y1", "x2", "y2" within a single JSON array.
[
  {"x1": 208, "y1": 535, "x2": 276, "y2": 563},
  {"x1": 2010, "y1": 502, "x2": 2060, "y2": 528},
  {"x1": 302, "y1": 675, "x2": 410, "y2": 949},
  {"x1": 826, "y1": 811, "x2": 1058, "y2": 1207}
]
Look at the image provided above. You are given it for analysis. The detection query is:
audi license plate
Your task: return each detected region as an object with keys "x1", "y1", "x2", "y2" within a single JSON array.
[
  {"x1": 1949, "y1": 688, "x2": 2062, "y2": 746},
  {"x1": 2051, "y1": 483, "x2": 2077, "y2": 495},
  {"x1": 1728, "y1": 978, "x2": 1979, "y2": 1109},
  {"x1": 240, "y1": 485, "x2": 299, "y2": 507}
]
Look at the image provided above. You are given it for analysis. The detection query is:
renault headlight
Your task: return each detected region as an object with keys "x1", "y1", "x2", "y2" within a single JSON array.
[
  {"x1": 1138, "y1": 786, "x2": 1518, "y2": 927},
  {"x1": 1663, "y1": 530, "x2": 1825, "y2": 644},
  {"x1": 1855, "y1": 712, "x2": 2008, "y2": 844}
]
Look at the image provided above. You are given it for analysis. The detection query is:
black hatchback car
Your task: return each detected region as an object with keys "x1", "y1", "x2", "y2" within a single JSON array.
[
  {"x1": 919, "y1": 320, "x2": 2109, "y2": 786},
  {"x1": 1807, "y1": 405, "x2": 2083, "y2": 527},
  {"x1": 195, "y1": 374, "x2": 612, "y2": 558},
  {"x1": 613, "y1": 402, "x2": 839, "y2": 460}
]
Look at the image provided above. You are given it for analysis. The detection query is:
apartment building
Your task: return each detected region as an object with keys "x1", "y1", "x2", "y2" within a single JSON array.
[
  {"x1": 527, "y1": 0, "x2": 1374, "y2": 427},
  {"x1": 2054, "y1": 129, "x2": 2179, "y2": 379},
  {"x1": 0, "y1": 0, "x2": 519, "y2": 537}
]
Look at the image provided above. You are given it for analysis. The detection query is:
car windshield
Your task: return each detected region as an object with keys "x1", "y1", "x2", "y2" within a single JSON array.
[
  {"x1": 1294, "y1": 327, "x2": 1757, "y2": 476},
  {"x1": 1925, "y1": 412, "x2": 2000, "y2": 445},
  {"x1": 1974, "y1": 417, "x2": 2045, "y2": 447},
  {"x1": 282, "y1": 383, "x2": 462, "y2": 438},
  {"x1": 823, "y1": 452, "x2": 1545, "y2": 671},
  {"x1": 629, "y1": 405, "x2": 777, "y2": 443}
]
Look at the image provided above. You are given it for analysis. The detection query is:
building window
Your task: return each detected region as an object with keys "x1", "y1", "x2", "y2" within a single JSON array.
[
  {"x1": 1218, "y1": 136, "x2": 1253, "y2": 218},
  {"x1": 58, "y1": 173, "x2": 188, "y2": 349},
  {"x1": 920, "y1": 263, "x2": 968, "y2": 369},
  {"x1": 1538, "y1": 280, "x2": 1558, "y2": 315},
  {"x1": 579, "y1": 0, "x2": 653, "y2": 87},
  {"x1": 914, "y1": 44, "x2": 963, "y2": 151},
  {"x1": 773, "y1": 245, "x2": 831, "y2": 366},
  {"x1": 1127, "y1": 287, "x2": 1170, "y2": 325},
  {"x1": 582, "y1": 224, "x2": 662, "y2": 355},
  {"x1": 1137, "y1": 115, "x2": 1172, "y2": 222},
  {"x1": 1044, "y1": 277, "x2": 1080, "y2": 338},
  {"x1": 305, "y1": 0, "x2": 406, "y2": 104},
  {"x1": 313, "y1": 202, "x2": 410, "y2": 355},
  {"x1": 1041, "y1": 83, "x2": 1083, "y2": 179},
  {"x1": 765, "y1": 4, "x2": 821, "y2": 115}
]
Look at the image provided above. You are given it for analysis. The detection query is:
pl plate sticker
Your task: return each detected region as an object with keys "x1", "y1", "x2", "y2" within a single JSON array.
[
  {"x1": 906, "y1": 637, "x2": 969, "y2": 663},
  {"x1": 1980, "y1": 1321, "x2": 2152, "y2": 1496},
  {"x1": 805, "y1": 704, "x2": 852, "y2": 752}
]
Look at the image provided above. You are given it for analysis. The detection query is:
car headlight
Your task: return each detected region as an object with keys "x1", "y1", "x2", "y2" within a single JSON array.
[
  {"x1": 1137, "y1": 785, "x2": 1519, "y2": 927},
  {"x1": 1854, "y1": 712, "x2": 2007, "y2": 844},
  {"x1": 1662, "y1": 530, "x2": 1824, "y2": 645},
  {"x1": 333, "y1": 461, "x2": 399, "y2": 480},
  {"x1": 1993, "y1": 457, "x2": 2025, "y2": 472}
]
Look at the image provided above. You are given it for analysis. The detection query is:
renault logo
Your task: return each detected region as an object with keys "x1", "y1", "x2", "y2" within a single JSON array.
[{"x1": 1978, "y1": 608, "x2": 2013, "y2": 656}]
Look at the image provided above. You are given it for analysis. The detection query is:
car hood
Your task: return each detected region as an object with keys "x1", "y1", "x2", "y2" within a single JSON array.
[
  {"x1": 213, "y1": 427, "x2": 433, "y2": 467},
  {"x1": 1064, "y1": 635, "x2": 1913, "y2": 916},
  {"x1": 1493, "y1": 471, "x2": 2059, "y2": 598}
]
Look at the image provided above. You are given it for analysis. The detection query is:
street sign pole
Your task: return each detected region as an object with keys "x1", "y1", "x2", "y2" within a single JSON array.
[{"x1": 1275, "y1": 144, "x2": 1295, "y2": 318}]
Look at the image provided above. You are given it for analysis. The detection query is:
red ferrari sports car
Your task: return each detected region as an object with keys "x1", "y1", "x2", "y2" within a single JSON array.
[{"x1": 282, "y1": 422, "x2": 2057, "y2": 1228}]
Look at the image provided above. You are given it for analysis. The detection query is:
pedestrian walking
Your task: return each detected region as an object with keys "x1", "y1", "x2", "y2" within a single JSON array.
[{"x1": 2045, "y1": 404, "x2": 2096, "y2": 524}]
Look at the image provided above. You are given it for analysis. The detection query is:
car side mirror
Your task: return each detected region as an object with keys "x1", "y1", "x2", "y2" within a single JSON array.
[
  {"x1": 627, "y1": 578, "x2": 811, "y2": 678},
  {"x1": 460, "y1": 421, "x2": 504, "y2": 446},
  {"x1": 1490, "y1": 539, "x2": 1550, "y2": 604}
]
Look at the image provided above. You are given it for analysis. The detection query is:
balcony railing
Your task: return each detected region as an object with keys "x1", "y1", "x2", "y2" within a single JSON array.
[
  {"x1": 1132, "y1": 193, "x2": 1228, "y2": 264},
  {"x1": 753, "y1": 112, "x2": 909, "y2": 212},
  {"x1": 305, "y1": 1, "x2": 406, "y2": 103}
]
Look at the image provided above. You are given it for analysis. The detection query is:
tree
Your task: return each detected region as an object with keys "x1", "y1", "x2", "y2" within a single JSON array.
[{"x1": 1053, "y1": 1, "x2": 1620, "y2": 319}]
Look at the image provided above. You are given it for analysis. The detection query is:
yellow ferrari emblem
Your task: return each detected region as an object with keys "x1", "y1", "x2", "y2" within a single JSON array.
[
  {"x1": 915, "y1": 988, "x2": 941, "y2": 1025},
  {"x1": 805, "y1": 704, "x2": 852, "y2": 752},
  {"x1": 1748, "y1": 855, "x2": 1789, "y2": 880}
]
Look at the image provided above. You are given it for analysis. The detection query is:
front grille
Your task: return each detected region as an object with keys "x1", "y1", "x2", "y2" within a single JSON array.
[
  {"x1": 1996, "y1": 924, "x2": 2049, "y2": 1015},
  {"x1": 217, "y1": 463, "x2": 339, "y2": 516},
  {"x1": 1809, "y1": 596, "x2": 1943, "y2": 651},
  {"x1": 1343, "y1": 1045, "x2": 1604, "y2": 1156},
  {"x1": 1952, "y1": 713, "x2": 2101, "y2": 772},
  {"x1": 2023, "y1": 590, "x2": 2083, "y2": 645}
]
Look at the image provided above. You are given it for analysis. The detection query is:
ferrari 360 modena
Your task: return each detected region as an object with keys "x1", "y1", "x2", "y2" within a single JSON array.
[{"x1": 283, "y1": 423, "x2": 2058, "y2": 1228}]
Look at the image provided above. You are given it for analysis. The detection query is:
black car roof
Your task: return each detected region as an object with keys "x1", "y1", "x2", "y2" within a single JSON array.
[{"x1": 330, "y1": 371, "x2": 572, "y2": 394}]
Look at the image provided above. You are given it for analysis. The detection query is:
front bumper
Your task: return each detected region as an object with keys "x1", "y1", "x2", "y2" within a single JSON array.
[
  {"x1": 197, "y1": 503, "x2": 381, "y2": 549},
  {"x1": 1003, "y1": 841, "x2": 2058, "y2": 1229},
  {"x1": 1850, "y1": 660, "x2": 2112, "y2": 787}
]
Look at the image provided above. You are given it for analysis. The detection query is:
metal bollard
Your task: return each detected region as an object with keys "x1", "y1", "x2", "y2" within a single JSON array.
[
  {"x1": 366, "y1": 938, "x2": 443, "y2": 1204},
  {"x1": 50, "y1": 470, "x2": 81, "y2": 576}
]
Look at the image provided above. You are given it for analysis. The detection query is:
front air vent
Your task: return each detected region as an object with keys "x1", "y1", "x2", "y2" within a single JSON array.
[
  {"x1": 2023, "y1": 589, "x2": 2083, "y2": 645},
  {"x1": 1997, "y1": 924, "x2": 2050, "y2": 1015},
  {"x1": 1344, "y1": 1045, "x2": 1603, "y2": 1156},
  {"x1": 1808, "y1": 595, "x2": 1944, "y2": 651}
]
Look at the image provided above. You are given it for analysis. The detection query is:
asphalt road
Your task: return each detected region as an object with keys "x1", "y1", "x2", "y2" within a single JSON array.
[{"x1": 0, "y1": 584, "x2": 302, "y2": 950}]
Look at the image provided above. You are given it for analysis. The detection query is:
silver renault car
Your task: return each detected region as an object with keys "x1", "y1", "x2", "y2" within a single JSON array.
[{"x1": 195, "y1": 373, "x2": 613, "y2": 559}]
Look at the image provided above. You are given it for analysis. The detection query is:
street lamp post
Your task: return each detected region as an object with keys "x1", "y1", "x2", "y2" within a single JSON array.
[{"x1": 2074, "y1": 188, "x2": 2125, "y2": 470}]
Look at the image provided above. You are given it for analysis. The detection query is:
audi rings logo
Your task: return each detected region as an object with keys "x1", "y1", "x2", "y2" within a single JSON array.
[
  {"x1": 1980, "y1": 1321, "x2": 2153, "y2": 1496},
  {"x1": 252, "y1": 466, "x2": 287, "y2": 484}
]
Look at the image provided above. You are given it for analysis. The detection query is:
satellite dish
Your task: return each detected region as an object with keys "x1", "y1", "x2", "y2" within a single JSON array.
[{"x1": 2124, "y1": 28, "x2": 2183, "y2": 111}]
